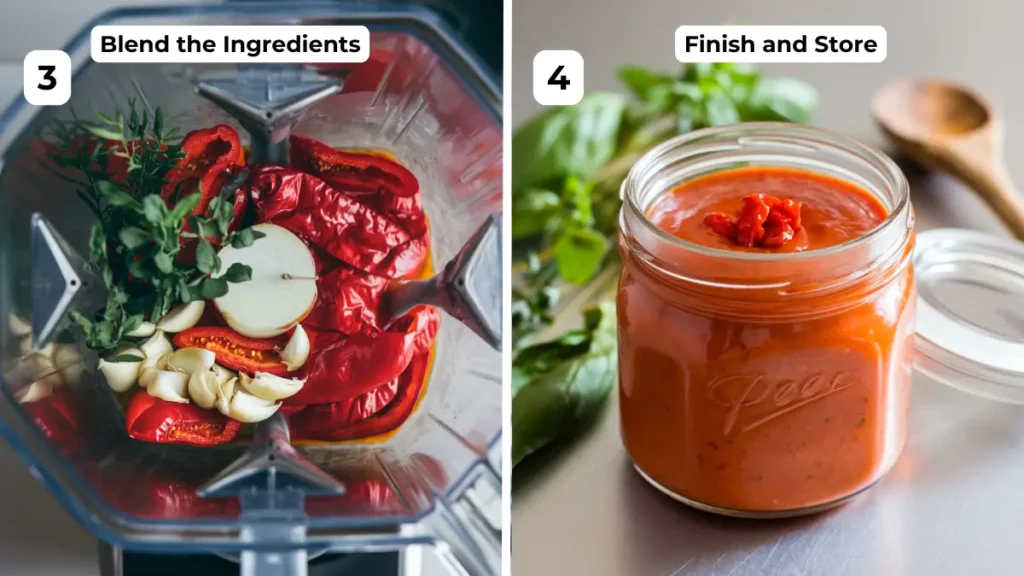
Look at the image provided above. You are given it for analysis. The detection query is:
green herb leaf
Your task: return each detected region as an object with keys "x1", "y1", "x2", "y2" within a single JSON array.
[
  {"x1": 195, "y1": 239, "x2": 217, "y2": 274},
  {"x1": 198, "y1": 277, "x2": 229, "y2": 299},
  {"x1": 153, "y1": 251, "x2": 174, "y2": 274},
  {"x1": 617, "y1": 65, "x2": 672, "y2": 99},
  {"x1": 512, "y1": 92, "x2": 627, "y2": 192},
  {"x1": 704, "y1": 92, "x2": 741, "y2": 126},
  {"x1": 741, "y1": 77, "x2": 818, "y2": 124},
  {"x1": 80, "y1": 122, "x2": 123, "y2": 142},
  {"x1": 142, "y1": 195, "x2": 168, "y2": 224},
  {"x1": 511, "y1": 188, "x2": 561, "y2": 239},
  {"x1": 168, "y1": 191, "x2": 202, "y2": 224},
  {"x1": 512, "y1": 302, "x2": 617, "y2": 465},
  {"x1": 220, "y1": 262, "x2": 252, "y2": 283},
  {"x1": 117, "y1": 226, "x2": 149, "y2": 249},
  {"x1": 229, "y1": 227, "x2": 260, "y2": 248},
  {"x1": 154, "y1": 107, "x2": 164, "y2": 136},
  {"x1": 96, "y1": 180, "x2": 138, "y2": 208},
  {"x1": 113, "y1": 353, "x2": 144, "y2": 362},
  {"x1": 552, "y1": 225, "x2": 608, "y2": 285}
]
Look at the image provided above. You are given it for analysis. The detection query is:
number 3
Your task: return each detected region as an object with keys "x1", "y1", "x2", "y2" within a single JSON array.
[
  {"x1": 547, "y1": 66, "x2": 570, "y2": 90},
  {"x1": 38, "y1": 65, "x2": 56, "y2": 91}
]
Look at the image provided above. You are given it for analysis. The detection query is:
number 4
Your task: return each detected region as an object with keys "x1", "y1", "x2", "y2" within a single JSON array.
[{"x1": 547, "y1": 66, "x2": 570, "y2": 90}]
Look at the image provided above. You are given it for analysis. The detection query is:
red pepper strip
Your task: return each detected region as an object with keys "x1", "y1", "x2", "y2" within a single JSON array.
[
  {"x1": 704, "y1": 194, "x2": 803, "y2": 248},
  {"x1": 22, "y1": 388, "x2": 80, "y2": 445},
  {"x1": 249, "y1": 165, "x2": 426, "y2": 277},
  {"x1": 289, "y1": 349, "x2": 431, "y2": 442},
  {"x1": 287, "y1": 306, "x2": 439, "y2": 406},
  {"x1": 161, "y1": 124, "x2": 245, "y2": 217},
  {"x1": 302, "y1": 263, "x2": 389, "y2": 335},
  {"x1": 288, "y1": 135, "x2": 425, "y2": 237},
  {"x1": 125, "y1": 390, "x2": 241, "y2": 445},
  {"x1": 173, "y1": 326, "x2": 289, "y2": 377}
]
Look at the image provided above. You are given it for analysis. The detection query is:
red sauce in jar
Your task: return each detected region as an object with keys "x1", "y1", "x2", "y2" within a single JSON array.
[{"x1": 618, "y1": 166, "x2": 916, "y2": 514}]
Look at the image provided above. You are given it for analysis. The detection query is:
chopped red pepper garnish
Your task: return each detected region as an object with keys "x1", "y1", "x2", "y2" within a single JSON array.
[
  {"x1": 172, "y1": 326, "x2": 289, "y2": 377},
  {"x1": 704, "y1": 193, "x2": 803, "y2": 248},
  {"x1": 125, "y1": 390, "x2": 241, "y2": 445}
]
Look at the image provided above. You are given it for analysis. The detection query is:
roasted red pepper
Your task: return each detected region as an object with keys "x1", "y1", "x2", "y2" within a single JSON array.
[
  {"x1": 704, "y1": 193, "x2": 803, "y2": 248},
  {"x1": 287, "y1": 306, "x2": 439, "y2": 407},
  {"x1": 249, "y1": 165, "x2": 427, "y2": 278},
  {"x1": 289, "y1": 135, "x2": 426, "y2": 237},
  {"x1": 289, "y1": 349, "x2": 431, "y2": 442},
  {"x1": 302, "y1": 263, "x2": 389, "y2": 335},
  {"x1": 125, "y1": 390, "x2": 241, "y2": 445},
  {"x1": 23, "y1": 388, "x2": 80, "y2": 445},
  {"x1": 161, "y1": 124, "x2": 245, "y2": 216},
  {"x1": 172, "y1": 326, "x2": 289, "y2": 377}
]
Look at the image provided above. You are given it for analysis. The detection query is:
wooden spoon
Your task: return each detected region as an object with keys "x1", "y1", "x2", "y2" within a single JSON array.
[{"x1": 872, "y1": 79, "x2": 1024, "y2": 240}]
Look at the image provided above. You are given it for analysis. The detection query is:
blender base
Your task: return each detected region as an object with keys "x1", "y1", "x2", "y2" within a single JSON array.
[{"x1": 98, "y1": 541, "x2": 406, "y2": 576}]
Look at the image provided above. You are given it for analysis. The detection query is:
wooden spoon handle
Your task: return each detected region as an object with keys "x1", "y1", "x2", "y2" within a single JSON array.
[{"x1": 964, "y1": 163, "x2": 1024, "y2": 240}]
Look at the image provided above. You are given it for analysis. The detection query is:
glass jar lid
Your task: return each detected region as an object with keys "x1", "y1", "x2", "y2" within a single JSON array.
[{"x1": 914, "y1": 228, "x2": 1024, "y2": 403}]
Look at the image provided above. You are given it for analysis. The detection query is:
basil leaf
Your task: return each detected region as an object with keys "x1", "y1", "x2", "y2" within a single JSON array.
[
  {"x1": 168, "y1": 191, "x2": 202, "y2": 224},
  {"x1": 178, "y1": 279, "x2": 196, "y2": 303},
  {"x1": 552, "y1": 225, "x2": 608, "y2": 286},
  {"x1": 617, "y1": 65, "x2": 671, "y2": 99},
  {"x1": 121, "y1": 314, "x2": 143, "y2": 336},
  {"x1": 512, "y1": 302, "x2": 617, "y2": 466},
  {"x1": 741, "y1": 77, "x2": 818, "y2": 124},
  {"x1": 195, "y1": 239, "x2": 216, "y2": 274},
  {"x1": 220, "y1": 262, "x2": 252, "y2": 283},
  {"x1": 199, "y1": 277, "x2": 229, "y2": 299},
  {"x1": 704, "y1": 93, "x2": 741, "y2": 126},
  {"x1": 512, "y1": 92, "x2": 626, "y2": 191},
  {"x1": 230, "y1": 228, "x2": 257, "y2": 248},
  {"x1": 113, "y1": 353, "x2": 144, "y2": 363},
  {"x1": 117, "y1": 226, "x2": 149, "y2": 249},
  {"x1": 511, "y1": 188, "x2": 561, "y2": 239},
  {"x1": 142, "y1": 195, "x2": 168, "y2": 224}
]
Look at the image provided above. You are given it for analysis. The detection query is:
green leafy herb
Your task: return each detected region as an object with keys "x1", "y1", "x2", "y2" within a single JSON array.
[
  {"x1": 512, "y1": 302, "x2": 617, "y2": 466},
  {"x1": 45, "y1": 101, "x2": 265, "y2": 352},
  {"x1": 113, "y1": 353, "x2": 144, "y2": 363}
]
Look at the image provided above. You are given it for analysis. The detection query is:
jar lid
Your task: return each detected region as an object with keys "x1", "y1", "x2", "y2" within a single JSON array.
[{"x1": 914, "y1": 229, "x2": 1024, "y2": 403}]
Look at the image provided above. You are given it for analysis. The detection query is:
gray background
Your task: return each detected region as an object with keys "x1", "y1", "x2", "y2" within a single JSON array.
[{"x1": 512, "y1": 1, "x2": 1024, "y2": 575}]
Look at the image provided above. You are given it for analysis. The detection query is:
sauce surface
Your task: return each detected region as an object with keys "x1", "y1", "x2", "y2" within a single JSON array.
[
  {"x1": 647, "y1": 167, "x2": 888, "y2": 252},
  {"x1": 619, "y1": 166, "x2": 915, "y2": 513}
]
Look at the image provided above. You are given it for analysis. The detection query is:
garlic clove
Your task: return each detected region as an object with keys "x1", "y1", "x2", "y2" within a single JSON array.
[
  {"x1": 166, "y1": 347, "x2": 216, "y2": 377},
  {"x1": 8, "y1": 313, "x2": 31, "y2": 337},
  {"x1": 188, "y1": 370, "x2": 220, "y2": 409},
  {"x1": 52, "y1": 345, "x2": 85, "y2": 386},
  {"x1": 140, "y1": 368, "x2": 189, "y2": 403},
  {"x1": 19, "y1": 337, "x2": 54, "y2": 359},
  {"x1": 97, "y1": 347, "x2": 144, "y2": 393},
  {"x1": 280, "y1": 325, "x2": 310, "y2": 371},
  {"x1": 6, "y1": 353, "x2": 64, "y2": 397},
  {"x1": 211, "y1": 363, "x2": 235, "y2": 387},
  {"x1": 16, "y1": 381, "x2": 54, "y2": 403},
  {"x1": 125, "y1": 321, "x2": 157, "y2": 338},
  {"x1": 216, "y1": 376, "x2": 237, "y2": 417},
  {"x1": 139, "y1": 331, "x2": 173, "y2": 370},
  {"x1": 226, "y1": 387, "x2": 281, "y2": 423},
  {"x1": 156, "y1": 301, "x2": 205, "y2": 333},
  {"x1": 240, "y1": 371, "x2": 305, "y2": 401}
]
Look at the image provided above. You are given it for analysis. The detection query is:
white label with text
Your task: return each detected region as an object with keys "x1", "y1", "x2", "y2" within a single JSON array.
[
  {"x1": 91, "y1": 25, "x2": 369, "y2": 63},
  {"x1": 675, "y1": 26, "x2": 886, "y2": 63}
]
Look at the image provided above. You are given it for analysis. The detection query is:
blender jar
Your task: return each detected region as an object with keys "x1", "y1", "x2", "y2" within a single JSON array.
[{"x1": 0, "y1": 4, "x2": 501, "y2": 576}]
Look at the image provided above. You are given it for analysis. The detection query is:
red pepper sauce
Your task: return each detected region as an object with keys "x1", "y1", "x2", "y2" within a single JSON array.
[
  {"x1": 647, "y1": 167, "x2": 888, "y2": 252},
  {"x1": 619, "y1": 166, "x2": 915, "y2": 513}
]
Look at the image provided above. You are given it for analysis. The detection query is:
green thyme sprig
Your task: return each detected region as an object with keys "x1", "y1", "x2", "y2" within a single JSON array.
[{"x1": 48, "y1": 101, "x2": 263, "y2": 352}]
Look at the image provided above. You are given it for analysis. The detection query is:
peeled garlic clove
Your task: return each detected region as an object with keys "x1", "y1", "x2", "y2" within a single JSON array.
[
  {"x1": 240, "y1": 371, "x2": 305, "y2": 401},
  {"x1": 125, "y1": 321, "x2": 156, "y2": 338},
  {"x1": 188, "y1": 370, "x2": 220, "y2": 409},
  {"x1": 226, "y1": 387, "x2": 281, "y2": 423},
  {"x1": 140, "y1": 368, "x2": 189, "y2": 403},
  {"x1": 8, "y1": 313, "x2": 31, "y2": 337},
  {"x1": 166, "y1": 347, "x2": 216, "y2": 377},
  {"x1": 6, "y1": 353, "x2": 63, "y2": 394},
  {"x1": 19, "y1": 337, "x2": 54, "y2": 359},
  {"x1": 139, "y1": 331, "x2": 173, "y2": 370},
  {"x1": 280, "y1": 325, "x2": 310, "y2": 371},
  {"x1": 156, "y1": 301, "x2": 205, "y2": 333},
  {"x1": 216, "y1": 376, "x2": 237, "y2": 416},
  {"x1": 97, "y1": 348, "x2": 144, "y2": 393},
  {"x1": 52, "y1": 345, "x2": 84, "y2": 386},
  {"x1": 211, "y1": 363, "x2": 235, "y2": 387},
  {"x1": 16, "y1": 381, "x2": 54, "y2": 403}
]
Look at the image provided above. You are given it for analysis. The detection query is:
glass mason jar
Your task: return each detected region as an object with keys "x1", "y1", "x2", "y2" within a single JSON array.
[{"x1": 617, "y1": 123, "x2": 917, "y2": 518}]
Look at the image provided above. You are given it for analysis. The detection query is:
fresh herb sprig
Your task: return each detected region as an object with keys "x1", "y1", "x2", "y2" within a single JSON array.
[{"x1": 49, "y1": 101, "x2": 263, "y2": 352}]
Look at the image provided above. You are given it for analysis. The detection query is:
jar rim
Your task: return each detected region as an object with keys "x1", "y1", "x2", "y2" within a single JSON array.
[{"x1": 620, "y1": 122, "x2": 910, "y2": 262}]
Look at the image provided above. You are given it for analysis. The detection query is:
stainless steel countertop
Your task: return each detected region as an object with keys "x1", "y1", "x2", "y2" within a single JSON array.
[{"x1": 511, "y1": 1, "x2": 1024, "y2": 574}]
